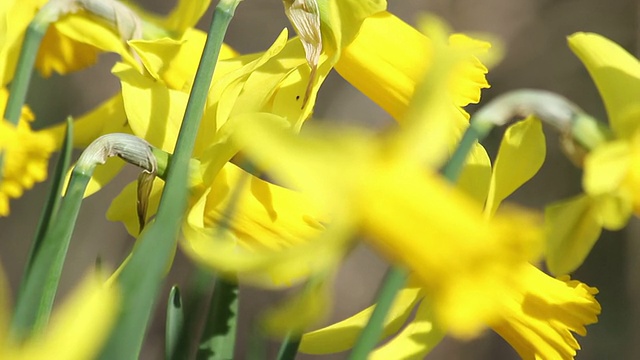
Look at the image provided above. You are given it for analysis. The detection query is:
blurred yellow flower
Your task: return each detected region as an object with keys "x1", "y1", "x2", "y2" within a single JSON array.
[
  {"x1": 229, "y1": 17, "x2": 544, "y2": 337},
  {"x1": 300, "y1": 117, "x2": 600, "y2": 359},
  {"x1": 0, "y1": 265, "x2": 119, "y2": 360},
  {"x1": 0, "y1": 88, "x2": 54, "y2": 216},
  {"x1": 546, "y1": 32, "x2": 640, "y2": 275}
]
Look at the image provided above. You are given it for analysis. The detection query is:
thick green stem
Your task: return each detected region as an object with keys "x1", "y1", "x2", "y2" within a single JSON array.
[{"x1": 11, "y1": 164, "x2": 93, "y2": 336}]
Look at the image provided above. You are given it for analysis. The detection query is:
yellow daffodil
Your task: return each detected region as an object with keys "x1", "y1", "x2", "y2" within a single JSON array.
[
  {"x1": 0, "y1": 265, "x2": 119, "y2": 360},
  {"x1": 224, "y1": 16, "x2": 544, "y2": 337},
  {"x1": 106, "y1": 2, "x2": 386, "y2": 287},
  {"x1": 0, "y1": 87, "x2": 55, "y2": 216},
  {"x1": 0, "y1": 0, "x2": 212, "y2": 83},
  {"x1": 545, "y1": 32, "x2": 640, "y2": 275},
  {"x1": 300, "y1": 117, "x2": 600, "y2": 359}
]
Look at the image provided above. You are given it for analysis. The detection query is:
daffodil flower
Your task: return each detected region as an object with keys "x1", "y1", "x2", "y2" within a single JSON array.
[
  {"x1": 0, "y1": 88, "x2": 55, "y2": 216},
  {"x1": 299, "y1": 117, "x2": 600, "y2": 359},
  {"x1": 0, "y1": 264, "x2": 119, "y2": 360},
  {"x1": 545, "y1": 32, "x2": 640, "y2": 275},
  {"x1": 106, "y1": 2, "x2": 386, "y2": 285}
]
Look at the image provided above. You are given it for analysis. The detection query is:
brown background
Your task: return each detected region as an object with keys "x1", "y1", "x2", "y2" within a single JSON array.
[{"x1": 0, "y1": 0, "x2": 638, "y2": 359}]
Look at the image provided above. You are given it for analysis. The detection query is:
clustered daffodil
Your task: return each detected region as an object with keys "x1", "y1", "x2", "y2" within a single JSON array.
[{"x1": 545, "y1": 32, "x2": 640, "y2": 275}]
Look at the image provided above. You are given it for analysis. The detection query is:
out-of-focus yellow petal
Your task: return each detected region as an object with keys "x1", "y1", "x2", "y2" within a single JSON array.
[
  {"x1": 262, "y1": 278, "x2": 332, "y2": 335},
  {"x1": 370, "y1": 298, "x2": 446, "y2": 360},
  {"x1": 583, "y1": 140, "x2": 629, "y2": 196},
  {"x1": 491, "y1": 264, "x2": 600, "y2": 360},
  {"x1": 485, "y1": 116, "x2": 546, "y2": 216},
  {"x1": 545, "y1": 194, "x2": 603, "y2": 276},
  {"x1": 4, "y1": 273, "x2": 119, "y2": 360},
  {"x1": 583, "y1": 140, "x2": 634, "y2": 229},
  {"x1": 0, "y1": 89, "x2": 54, "y2": 217},
  {"x1": 300, "y1": 283, "x2": 423, "y2": 354},
  {"x1": 234, "y1": 116, "x2": 542, "y2": 337},
  {"x1": 335, "y1": 12, "x2": 489, "y2": 121},
  {"x1": 568, "y1": 32, "x2": 640, "y2": 138},
  {"x1": 457, "y1": 143, "x2": 492, "y2": 204}
]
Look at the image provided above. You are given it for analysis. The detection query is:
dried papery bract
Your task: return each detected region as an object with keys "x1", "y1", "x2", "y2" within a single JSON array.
[{"x1": 282, "y1": 0, "x2": 322, "y2": 106}]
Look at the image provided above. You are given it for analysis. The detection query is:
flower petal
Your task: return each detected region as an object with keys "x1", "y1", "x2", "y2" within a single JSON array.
[
  {"x1": 545, "y1": 194, "x2": 602, "y2": 276},
  {"x1": 491, "y1": 265, "x2": 600, "y2": 360},
  {"x1": 568, "y1": 32, "x2": 640, "y2": 137},
  {"x1": 300, "y1": 282, "x2": 423, "y2": 354},
  {"x1": 370, "y1": 298, "x2": 445, "y2": 360},
  {"x1": 485, "y1": 116, "x2": 546, "y2": 216}
]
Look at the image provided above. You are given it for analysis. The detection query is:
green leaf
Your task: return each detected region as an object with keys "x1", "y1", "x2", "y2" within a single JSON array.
[
  {"x1": 166, "y1": 286, "x2": 184, "y2": 360},
  {"x1": 197, "y1": 278, "x2": 239, "y2": 360}
]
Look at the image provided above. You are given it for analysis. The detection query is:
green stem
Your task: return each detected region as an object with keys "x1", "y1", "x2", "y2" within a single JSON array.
[
  {"x1": 18, "y1": 117, "x2": 73, "y2": 298},
  {"x1": 276, "y1": 333, "x2": 301, "y2": 360},
  {"x1": 197, "y1": 278, "x2": 239, "y2": 360},
  {"x1": 0, "y1": 6, "x2": 52, "y2": 178},
  {"x1": 98, "y1": 1, "x2": 242, "y2": 358},
  {"x1": 166, "y1": 286, "x2": 184, "y2": 360},
  {"x1": 11, "y1": 160, "x2": 93, "y2": 336},
  {"x1": 348, "y1": 267, "x2": 407, "y2": 360}
]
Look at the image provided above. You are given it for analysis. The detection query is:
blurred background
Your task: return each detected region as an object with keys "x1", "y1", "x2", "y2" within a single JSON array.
[{"x1": 0, "y1": 0, "x2": 637, "y2": 359}]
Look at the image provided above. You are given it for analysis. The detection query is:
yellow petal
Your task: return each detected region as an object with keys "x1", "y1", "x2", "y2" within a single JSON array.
[
  {"x1": 181, "y1": 164, "x2": 342, "y2": 287},
  {"x1": 107, "y1": 177, "x2": 164, "y2": 236},
  {"x1": 0, "y1": 89, "x2": 54, "y2": 216},
  {"x1": 491, "y1": 264, "x2": 600, "y2": 360},
  {"x1": 262, "y1": 278, "x2": 332, "y2": 335},
  {"x1": 370, "y1": 298, "x2": 445, "y2": 360},
  {"x1": 0, "y1": 0, "x2": 45, "y2": 86},
  {"x1": 457, "y1": 143, "x2": 492, "y2": 204},
  {"x1": 335, "y1": 12, "x2": 489, "y2": 121},
  {"x1": 583, "y1": 140, "x2": 634, "y2": 229},
  {"x1": 568, "y1": 32, "x2": 640, "y2": 137},
  {"x1": 545, "y1": 194, "x2": 602, "y2": 276},
  {"x1": 485, "y1": 116, "x2": 546, "y2": 216},
  {"x1": 129, "y1": 29, "x2": 238, "y2": 91},
  {"x1": 300, "y1": 282, "x2": 422, "y2": 354},
  {"x1": 42, "y1": 13, "x2": 139, "y2": 75},
  {"x1": 113, "y1": 61, "x2": 188, "y2": 152},
  {"x1": 9, "y1": 273, "x2": 119, "y2": 360},
  {"x1": 318, "y1": 0, "x2": 387, "y2": 56}
]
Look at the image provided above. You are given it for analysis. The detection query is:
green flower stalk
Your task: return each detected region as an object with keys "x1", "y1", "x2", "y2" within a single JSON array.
[{"x1": 11, "y1": 133, "x2": 156, "y2": 337}]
